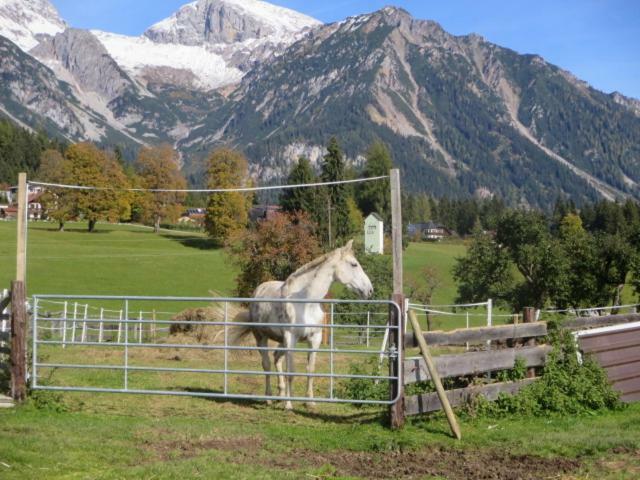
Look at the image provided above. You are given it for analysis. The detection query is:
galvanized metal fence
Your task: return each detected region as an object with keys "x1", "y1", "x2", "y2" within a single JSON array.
[{"x1": 31, "y1": 295, "x2": 403, "y2": 406}]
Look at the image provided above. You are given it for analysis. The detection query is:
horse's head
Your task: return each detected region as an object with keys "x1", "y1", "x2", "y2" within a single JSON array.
[{"x1": 334, "y1": 240, "x2": 374, "y2": 299}]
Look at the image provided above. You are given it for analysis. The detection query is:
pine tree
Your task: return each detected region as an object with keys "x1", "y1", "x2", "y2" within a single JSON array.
[
  {"x1": 356, "y1": 141, "x2": 392, "y2": 224},
  {"x1": 280, "y1": 156, "x2": 318, "y2": 215},
  {"x1": 320, "y1": 138, "x2": 351, "y2": 247}
]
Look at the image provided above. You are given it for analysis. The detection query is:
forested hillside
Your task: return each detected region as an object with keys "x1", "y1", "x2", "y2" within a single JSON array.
[{"x1": 0, "y1": 119, "x2": 63, "y2": 185}]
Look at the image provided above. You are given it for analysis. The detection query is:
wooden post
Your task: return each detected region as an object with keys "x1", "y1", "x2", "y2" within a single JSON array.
[
  {"x1": 408, "y1": 310, "x2": 461, "y2": 440},
  {"x1": 389, "y1": 169, "x2": 405, "y2": 429},
  {"x1": 10, "y1": 281, "x2": 27, "y2": 403},
  {"x1": 16, "y1": 173, "x2": 27, "y2": 285},
  {"x1": 523, "y1": 307, "x2": 536, "y2": 378}
]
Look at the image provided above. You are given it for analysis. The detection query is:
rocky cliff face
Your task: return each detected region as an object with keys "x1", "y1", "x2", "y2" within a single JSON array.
[
  {"x1": 144, "y1": 0, "x2": 320, "y2": 45},
  {"x1": 180, "y1": 7, "x2": 640, "y2": 207},
  {"x1": 32, "y1": 28, "x2": 135, "y2": 102},
  {"x1": 1, "y1": 2, "x2": 639, "y2": 208}
]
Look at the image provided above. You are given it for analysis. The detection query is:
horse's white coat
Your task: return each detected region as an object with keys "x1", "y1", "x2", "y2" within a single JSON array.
[{"x1": 242, "y1": 240, "x2": 373, "y2": 409}]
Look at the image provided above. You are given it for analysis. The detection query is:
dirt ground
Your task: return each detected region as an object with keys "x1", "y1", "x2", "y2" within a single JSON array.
[{"x1": 145, "y1": 434, "x2": 582, "y2": 479}]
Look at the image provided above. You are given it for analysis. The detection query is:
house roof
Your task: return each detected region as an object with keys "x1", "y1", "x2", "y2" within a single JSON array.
[{"x1": 366, "y1": 212, "x2": 384, "y2": 222}]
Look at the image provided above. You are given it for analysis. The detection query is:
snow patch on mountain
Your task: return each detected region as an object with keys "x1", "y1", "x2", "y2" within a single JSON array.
[
  {"x1": 0, "y1": 0, "x2": 65, "y2": 51},
  {"x1": 93, "y1": 30, "x2": 244, "y2": 90}
]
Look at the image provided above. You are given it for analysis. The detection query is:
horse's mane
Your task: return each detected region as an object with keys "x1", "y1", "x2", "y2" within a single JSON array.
[{"x1": 283, "y1": 250, "x2": 337, "y2": 288}]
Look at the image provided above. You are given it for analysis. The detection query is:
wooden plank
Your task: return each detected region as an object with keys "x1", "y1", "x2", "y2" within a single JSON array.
[
  {"x1": 604, "y1": 361, "x2": 640, "y2": 382},
  {"x1": 563, "y1": 313, "x2": 640, "y2": 331},
  {"x1": 580, "y1": 327, "x2": 640, "y2": 353},
  {"x1": 404, "y1": 322, "x2": 547, "y2": 348},
  {"x1": 404, "y1": 345, "x2": 551, "y2": 384},
  {"x1": 406, "y1": 378, "x2": 538, "y2": 416},
  {"x1": 612, "y1": 377, "x2": 640, "y2": 396},
  {"x1": 10, "y1": 281, "x2": 26, "y2": 403},
  {"x1": 621, "y1": 391, "x2": 640, "y2": 403},
  {"x1": 591, "y1": 346, "x2": 640, "y2": 368},
  {"x1": 408, "y1": 310, "x2": 461, "y2": 439}
]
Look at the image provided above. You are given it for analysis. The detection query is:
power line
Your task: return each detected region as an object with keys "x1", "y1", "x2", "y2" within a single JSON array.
[{"x1": 28, "y1": 176, "x2": 389, "y2": 193}]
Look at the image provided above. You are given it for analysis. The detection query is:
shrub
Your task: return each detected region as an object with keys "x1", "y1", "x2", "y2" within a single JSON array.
[{"x1": 469, "y1": 329, "x2": 623, "y2": 418}]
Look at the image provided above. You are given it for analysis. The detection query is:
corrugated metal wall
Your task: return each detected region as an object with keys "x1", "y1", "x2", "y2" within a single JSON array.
[{"x1": 578, "y1": 324, "x2": 640, "y2": 403}]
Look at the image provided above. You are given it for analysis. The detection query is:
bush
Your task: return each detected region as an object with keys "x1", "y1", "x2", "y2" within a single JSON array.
[
  {"x1": 338, "y1": 357, "x2": 389, "y2": 405},
  {"x1": 469, "y1": 329, "x2": 623, "y2": 418}
]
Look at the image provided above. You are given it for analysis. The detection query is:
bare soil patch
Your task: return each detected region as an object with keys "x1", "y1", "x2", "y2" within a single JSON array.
[
  {"x1": 268, "y1": 446, "x2": 580, "y2": 480},
  {"x1": 143, "y1": 432, "x2": 263, "y2": 461}
]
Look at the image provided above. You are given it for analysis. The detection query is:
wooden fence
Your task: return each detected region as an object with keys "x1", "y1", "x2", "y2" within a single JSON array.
[
  {"x1": 403, "y1": 312, "x2": 640, "y2": 417},
  {"x1": 575, "y1": 319, "x2": 640, "y2": 403},
  {"x1": 403, "y1": 319, "x2": 549, "y2": 416}
]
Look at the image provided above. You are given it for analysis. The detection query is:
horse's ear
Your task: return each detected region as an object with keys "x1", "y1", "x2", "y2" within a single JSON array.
[{"x1": 345, "y1": 239, "x2": 354, "y2": 252}]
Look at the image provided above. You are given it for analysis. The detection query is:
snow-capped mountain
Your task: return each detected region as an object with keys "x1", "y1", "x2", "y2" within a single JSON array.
[
  {"x1": 0, "y1": 0, "x2": 65, "y2": 51},
  {"x1": 0, "y1": 0, "x2": 321, "y2": 147},
  {"x1": 144, "y1": 0, "x2": 320, "y2": 46},
  {"x1": 96, "y1": 0, "x2": 320, "y2": 90}
]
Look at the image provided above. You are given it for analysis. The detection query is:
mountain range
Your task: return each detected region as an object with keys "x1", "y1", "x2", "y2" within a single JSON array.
[{"x1": 1, "y1": 0, "x2": 639, "y2": 208}]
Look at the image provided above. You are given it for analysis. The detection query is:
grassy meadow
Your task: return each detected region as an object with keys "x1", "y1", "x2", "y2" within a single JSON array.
[{"x1": 0, "y1": 220, "x2": 639, "y2": 479}]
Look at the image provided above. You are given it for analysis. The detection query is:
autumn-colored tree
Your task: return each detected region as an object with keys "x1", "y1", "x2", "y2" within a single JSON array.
[
  {"x1": 135, "y1": 145, "x2": 186, "y2": 233},
  {"x1": 64, "y1": 143, "x2": 131, "y2": 232},
  {"x1": 38, "y1": 149, "x2": 72, "y2": 231},
  {"x1": 205, "y1": 148, "x2": 253, "y2": 245},
  {"x1": 230, "y1": 211, "x2": 322, "y2": 298}
]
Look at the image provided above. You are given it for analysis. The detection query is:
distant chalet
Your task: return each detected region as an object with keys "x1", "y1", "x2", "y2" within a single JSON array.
[{"x1": 407, "y1": 221, "x2": 450, "y2": 241}]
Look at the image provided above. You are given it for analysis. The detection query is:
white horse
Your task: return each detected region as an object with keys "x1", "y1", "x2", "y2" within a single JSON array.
[{"x1": 233, "y1": 240, "x2": 373, "y2": 409}]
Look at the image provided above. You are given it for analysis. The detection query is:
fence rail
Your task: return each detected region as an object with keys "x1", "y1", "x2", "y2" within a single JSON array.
[{"x1": 31, "y1": 294, "x2": 403, "y2": 406}]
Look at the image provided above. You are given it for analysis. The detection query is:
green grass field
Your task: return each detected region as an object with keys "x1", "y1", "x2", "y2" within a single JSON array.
[{"x1": 0, "y1": 220, "x2": 639, "y2": 479}]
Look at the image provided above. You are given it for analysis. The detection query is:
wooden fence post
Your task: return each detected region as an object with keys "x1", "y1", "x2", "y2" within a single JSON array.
[
  {"x1": 523, "y1": 307, "x2": 536, "y2": 378},
  {"x1": 10, "y1": 281, "x2": 27, "y2": 403},
  {"x1": 389, "y1": 169, "x2": 405, "y2": 429},
  {"x1": 16, "y1": 173, "x2": 27, "y2": 285}
]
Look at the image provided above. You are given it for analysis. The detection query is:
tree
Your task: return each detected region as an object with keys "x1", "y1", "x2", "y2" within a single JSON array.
[
  {"x1": 356, "y1": 141, "x2": 392, "y2": 223},
  {"x1": 37, "y1": 149, "x2": 72, "y2": 231},
  {"x1": 135, "y1": 145, "x2": 186, "y2": 233},
  {"x1": 407, "y1": 266, "x2": 442, "y2": 330},
  {"x1": 453, "y1": 227, "x2": 513, "y2": 306},
  {"x1": 320, "y1": 138, "x2": 351, "y2": 248},
  {"x1": 557, "y1": 213, "x2": 599, "y2": 309},
  {"x1": 280, "y1": 156, "x2": 318, "y2": 216},
  {"x1": 230, "y1": 211, "x2": 322, "y2": 298},
  {"x1": 205, "y1": 148, "x2": 253, "y2": 245},
  {"x1": 51, "y1": 143, "x2": 131, "y2": 232},
  {"x1": 495, "y1": 211, "x2": 569, "y2": 309}
]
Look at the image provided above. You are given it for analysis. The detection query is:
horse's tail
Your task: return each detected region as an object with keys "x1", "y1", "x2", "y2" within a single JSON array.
[{"x1": 212, "y1": 311, "x2": 254, "y2": 344}]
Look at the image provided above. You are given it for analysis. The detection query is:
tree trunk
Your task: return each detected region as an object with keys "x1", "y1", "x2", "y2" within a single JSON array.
[
  {"x1": 58, "y1": 221, "x2": 64, "y2": 232},
  {"x1": 154, "y1": 216, "x2": 161, "y2": 234},
  {"x1": 88, "y1": 219, "x2": 96, "y2": 232}
]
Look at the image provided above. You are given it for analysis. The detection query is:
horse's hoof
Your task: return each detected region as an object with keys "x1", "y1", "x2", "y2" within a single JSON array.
[
  {"x1": 266, "y1": 399, "x2": 273, "y2": 406},
  {"x1": 284, "y1": 402, "x2": 293, "y2": 411},
  {"x1": 305, "y1": 401, "x2": 317, "y2": 410}
]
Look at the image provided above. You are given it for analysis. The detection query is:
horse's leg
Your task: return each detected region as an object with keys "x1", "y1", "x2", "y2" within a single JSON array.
[
  {"x1": 254, "y1": 332, "x2": 273, "y2": 404},
  {"x1": 283, "y1": 330, "x2": 295, "y2": 410},
  {"x1": 306, "y1": 331, "x2": 322, "y2": 408}
]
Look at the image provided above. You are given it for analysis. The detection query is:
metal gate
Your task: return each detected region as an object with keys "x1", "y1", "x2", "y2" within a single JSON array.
[{"x1": 31, "y1": 295, "x2": 402, "y2": 405}]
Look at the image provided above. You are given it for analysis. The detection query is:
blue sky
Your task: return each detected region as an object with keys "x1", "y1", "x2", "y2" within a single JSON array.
[{"x1": 52, "y1": 0, "x2": 640, "y2": 99}]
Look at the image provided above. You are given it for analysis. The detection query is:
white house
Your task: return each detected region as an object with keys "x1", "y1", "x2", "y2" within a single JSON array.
[{"x1": 364, "y1": 213, "x2": 384, "y2": 254}]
